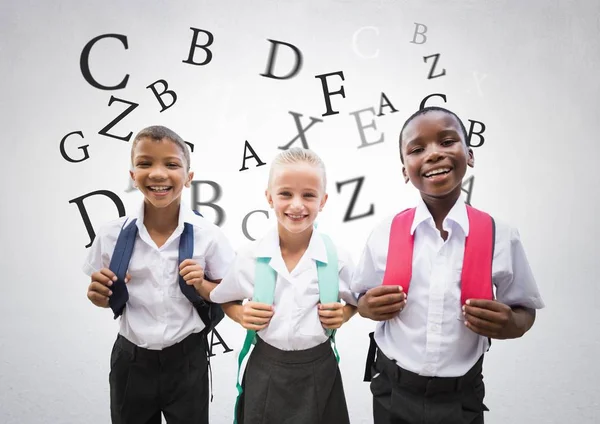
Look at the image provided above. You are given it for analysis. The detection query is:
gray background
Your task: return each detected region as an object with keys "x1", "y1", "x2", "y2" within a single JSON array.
[{"x1": 1, "y1": 0, "x2": 599, "y2": 423}]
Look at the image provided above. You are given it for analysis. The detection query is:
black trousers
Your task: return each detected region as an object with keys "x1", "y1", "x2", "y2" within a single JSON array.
[
  {"x1": 109, "y1": 331, "x2": 209, "y2": 424},
  {"x1": 368, "y1": 342, "x2": 488, "y2": 424}
]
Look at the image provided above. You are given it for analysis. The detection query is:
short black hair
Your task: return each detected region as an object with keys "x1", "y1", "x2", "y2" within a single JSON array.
[
  {"x1": 131, "y1": 125, "x2": 191, "y2": 170},
  {"x1": 398, "y1": 106, "x2": 469, "y2": 164}
]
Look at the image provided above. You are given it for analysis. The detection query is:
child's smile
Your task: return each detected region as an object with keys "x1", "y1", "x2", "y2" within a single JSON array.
[
  {"x1": 285, "y1": 213, "x2": 309, "y2": 222},
  {"x1": 423, "y1": 166, "x2": 452, "y2": 182},
  {"x1": 401, "y1": 111, "x2": 474, "y2": 199},
  {"x1": 130, "y1": 137, "x2": 193, "y2": 209},
  {"x1": 147, "y1": 185, "x2": 173, "y2": 196},
  {"x1": 266, "y1": 162, "x2": 328, "y2": 236}
]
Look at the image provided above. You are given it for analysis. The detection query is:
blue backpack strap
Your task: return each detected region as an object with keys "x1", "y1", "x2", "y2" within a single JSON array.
[
  {"x1": 317, "y1": 233, "x2": 341, "y2": 362},
  {"x1": 233, "y1": 257, "x2": 276, "y2": 424},
  {"x1": 177, "y1": 222, "x2": 205, "y2": 303},
  {"x1": 184, "y1": 210, "x2": 224, "y2": 333},
  {"x1": 108, "y1": 218, "x2": 137, "y2": 319}
]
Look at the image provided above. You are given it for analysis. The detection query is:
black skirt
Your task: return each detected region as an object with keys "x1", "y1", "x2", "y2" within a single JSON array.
[{"x1": 236, "y1": 336, "x2": 351, "y2": 424}]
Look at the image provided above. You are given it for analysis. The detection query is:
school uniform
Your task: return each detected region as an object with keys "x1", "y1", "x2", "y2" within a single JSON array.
[
  {"x1": 83, "y1": 200, "x2": 235, "y2": 424},
  {"x1": 210, "y1": 226, "x2": 357, "y2": 424},
  {"x1": 351, "y1": 197, "x2": 545, "y2": 424}
]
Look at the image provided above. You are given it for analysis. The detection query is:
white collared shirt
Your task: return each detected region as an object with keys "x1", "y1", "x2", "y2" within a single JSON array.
[
  {"x1": 210, "y1": 227, "x2": 358, "y2": 351},
  {"x1": 82, "y1": 201, "x2": 235, "y2": 350},
  {"x1": 351, "y1": 197, "x2": 545, "y2": 377}
]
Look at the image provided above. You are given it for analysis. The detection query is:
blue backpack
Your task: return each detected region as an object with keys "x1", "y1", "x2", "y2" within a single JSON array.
[{"x1": 107, "y1": 210, "x2": 224, "y2": 333}]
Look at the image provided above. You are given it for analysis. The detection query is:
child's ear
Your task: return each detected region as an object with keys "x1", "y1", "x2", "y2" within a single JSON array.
[
  {"x1": 129, "y1": 170, "x2": 137, "y2": 188},
  {"x1": 319, "y1": 193, "x2": 329, "y2": 212},
  {"x1": 402, "y1": 167, "x2": 410, "y2": 184},
  {"x1": 467, "y1": 148, "x2": 475, "y2": 168},
  {"x1": 265, "y1": 189, "x2": 273, "y2": 208},
  {"x1": 185, "y1": 171, "x2": 194, "y2": 188}
]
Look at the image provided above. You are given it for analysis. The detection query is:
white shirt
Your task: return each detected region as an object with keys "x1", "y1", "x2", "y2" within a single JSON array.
[
  {"x1": 82, "y1": 201, "x2": 235, "y2": 350},
  {"x1": 351, "y1": 197, "x2": 545, "y2": 377},
  {"x1": 210, "y1": 227, "x2": 358, "y2": 351}
]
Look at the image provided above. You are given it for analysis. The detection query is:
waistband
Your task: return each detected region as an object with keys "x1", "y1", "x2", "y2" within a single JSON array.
[
  {"x1": 115, "y1": 331, "x2": 206, "y2": 364},
  {"x1": 253, "y1": 336, "x2": 333, "y2": 365},
  {"x1": 375, "y1": 348, "x2": 483, "y2": 394}
]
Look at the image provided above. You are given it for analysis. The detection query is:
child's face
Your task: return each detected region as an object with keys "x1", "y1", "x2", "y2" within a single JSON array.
[
  {"x1": 129, "y1": 137, "x2": 193, "y2": 209},
  {"x1": 401, "y1": 111, "x2": 474, "y2": 198},
  {"x1": 265, "y1": 162, "x2": 328, "y2": 237}
]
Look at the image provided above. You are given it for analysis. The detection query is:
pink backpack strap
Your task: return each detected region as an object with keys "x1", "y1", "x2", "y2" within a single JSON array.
[
  {"x1": 382, "y1": 208, "x2": 416, "y2": 293},
  {"x1": 461, "y1": 205, "x2": 495, "y2": 305}
]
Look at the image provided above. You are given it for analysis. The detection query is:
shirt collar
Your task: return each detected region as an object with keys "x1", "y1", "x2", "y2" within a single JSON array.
[
  {"x1": 254, "y1": 226, "x2": 329, "y2": 263},
  {"x1": 410, "y1": 196, "x2": 470, "y2": 236}
]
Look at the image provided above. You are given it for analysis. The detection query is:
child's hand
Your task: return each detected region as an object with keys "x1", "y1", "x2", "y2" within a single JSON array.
[
  {"x1": 240, "y1": 301, "x2": 274, "y2": 331},
  {"x1": 357, "y1": 286, "x2": 406, "y2": 321},
  {"x1": 318, "y1": 302, "x2": 345, "y2": 329},
  {"x1": 87, "y1": 268, "x2": 131, "y2": 308},
  {"x1": 462, "y1": 299, "x2": 527, "y2": 339},
  {"x1": 179, "y1": 259, "x2": 205, "y2": 293}
]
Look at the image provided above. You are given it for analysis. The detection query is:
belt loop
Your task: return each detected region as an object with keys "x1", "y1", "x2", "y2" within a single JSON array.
[
  {"x1": 455, "y1": 376, "x2": 463, "y2": 392},
  {"x1": 118, "y1": 335, "x2": 137, "y2": 361},
  {"x1": 182, "y1": 336, "x2": 189, "y2": 356}
]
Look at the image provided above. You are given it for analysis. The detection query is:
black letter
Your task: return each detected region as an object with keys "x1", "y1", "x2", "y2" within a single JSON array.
[
  {"x1": 419, "y1": 93, "x2": 447, "y2": 110},
  {"x1": 336, "y1": 176, "x2": 374, "y2": 222},
  {"x1": 467, "y1": 120, "x2": 486, "y2": 147},
  {"x1": 239, "y1": 141, "x2": 266, "y2": 171},
  {"x1": 461, "y1": 175, "x2": 474, "y2": 206},
  {"x1": 191, "y1": 181, "x2": 225, "y2": 227},
  {"x1": 146, "y1": 79, "x2": 177, "y2": 112},
  {"x1": 260, "y1": 39, "x2": 303, "y2": 80},
  {"x1": 80, "y1": 34, "x2": 129, "y2": 90},
  {"x1": 60, "y1": 131, "x2": 90, "y2": 163},
  {"x1": 377, "y1": 92, "x2": 398, "y2": 117},
  {"x1": 278, "y1": 111, "x2": 323, "y2": 150},
  {"x1": 242, "y1": 210, "x2": 269, "y2": 241},
  {"x1": 315, "y1": 71, "x2": 346, "y2": 117},
  {"x1": 184, "y1": 141, "x2": 195, "y2": 153},
  {"x1": 70, "y1": 190, "x2": 126, "y2": 248},
  {"x1": 349, "y1": 107, "x2": 384, "y2": 149},
  {"x1": 98, "y1": 96, "x2": 139, "y2": 142},
  {"x1": 207, "y1": 328, "x2": 233, "y2": 357},
  {"x1": 423, "y1": 54, "x2": 446, "y2": 79},
  {"x1": 182, "y1": 28, "x2": 214, "y2": 66}
]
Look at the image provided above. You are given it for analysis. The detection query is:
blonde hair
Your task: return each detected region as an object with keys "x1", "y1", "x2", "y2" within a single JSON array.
[{"x1": 268, "y1": 147, "x2": 327, "y2": 190}]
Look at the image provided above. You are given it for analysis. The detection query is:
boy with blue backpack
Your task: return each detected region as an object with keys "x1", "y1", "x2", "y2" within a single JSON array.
[
  {"x1": 209, "y1": 147, "x2": 357, "y2": 424},
  {"x1": 83, "y1": 125, "x2": 235, "y2": 424}
]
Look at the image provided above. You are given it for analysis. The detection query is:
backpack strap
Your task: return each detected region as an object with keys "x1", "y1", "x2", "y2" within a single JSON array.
[
  {"x1": 462, "y1": 205, "x2": 495, "y2": 304},
  {"x1": 184, "y1": 210, "x2": 225, "y2": 333},
  {"x1": 382, "y1": 208, "x2": 415, "y2": 293},
  {"x1": 177, "y1": 222, "x2": 200, "y2": 300},
  {"x1": 316, "y1": 234, "x2": 341, "y2": 362},
  {"x1": 316, "y1": 235, "x2": 339, "y2": 316},
  {"x1": 234, "y1": 257, "x2": 277, "y2": 424},
  {"x1": 108, "y1": 218, "x2": 138, "y2": 319}
]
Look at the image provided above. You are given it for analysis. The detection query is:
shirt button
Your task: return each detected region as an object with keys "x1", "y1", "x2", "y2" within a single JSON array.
[{"x1": 430, "y1": 324, "x2": 440, "y2": 332}]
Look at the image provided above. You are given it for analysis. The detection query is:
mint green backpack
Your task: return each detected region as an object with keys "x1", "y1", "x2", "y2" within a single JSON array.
[{"x1": 233, "y1": 233, "x2": 341, "y2": 423}]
